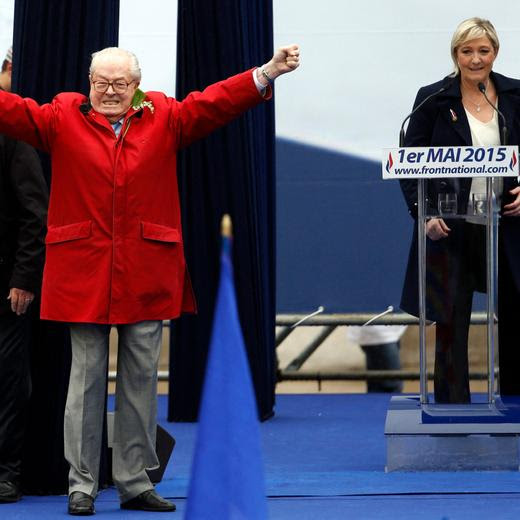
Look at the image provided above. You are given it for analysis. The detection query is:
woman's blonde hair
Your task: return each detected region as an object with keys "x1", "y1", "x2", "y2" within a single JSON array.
[{"x1": 450, "y1": 17, "x2": 499, "y2": 76}]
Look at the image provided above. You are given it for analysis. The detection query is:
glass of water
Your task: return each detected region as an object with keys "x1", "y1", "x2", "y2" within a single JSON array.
[
  {"x1": 438, "y1": 193, "x2": 457, "y2": 215},
  {"x1": 472, "y1": 193, "x2": 486, "y2": 215}
]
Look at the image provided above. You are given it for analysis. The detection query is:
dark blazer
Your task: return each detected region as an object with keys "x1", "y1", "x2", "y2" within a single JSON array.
[
  {"x1": 400, "y1": 71, "x2": 520, "y2": 321},
  {"x1": 0, "y1": 135, "x2": 48, "y2": 315}
]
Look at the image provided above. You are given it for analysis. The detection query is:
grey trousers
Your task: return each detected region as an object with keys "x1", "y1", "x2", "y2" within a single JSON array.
[{"x1": 64, "y1": 321, "x2": 162, "y2": 502}]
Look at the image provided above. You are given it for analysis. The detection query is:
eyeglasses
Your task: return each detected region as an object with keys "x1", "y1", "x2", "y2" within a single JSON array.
[{"x1": 91, "y1": 79, "x2": 135, "y2": 94}]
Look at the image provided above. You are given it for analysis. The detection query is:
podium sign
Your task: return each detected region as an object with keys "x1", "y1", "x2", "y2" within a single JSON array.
[{"x1": 382, "y1": 145, "x2": 518, "y2": 179}]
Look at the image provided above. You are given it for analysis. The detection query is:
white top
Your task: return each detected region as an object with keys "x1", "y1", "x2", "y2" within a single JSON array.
[
  {"x1": 464, "y1": 107, "x2": 501, "y2": 222},
  {"x1": 466, "y1": 107, "x2": 500, "y2": 147}
]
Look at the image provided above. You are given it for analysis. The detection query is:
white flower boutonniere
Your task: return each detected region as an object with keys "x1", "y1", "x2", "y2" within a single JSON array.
[
  {"x1": 140, "y1": 100, "x2": 155, "y2": 113},
  {"x1": 131, "y1": 89, "x2": 155, "y2": 113}
]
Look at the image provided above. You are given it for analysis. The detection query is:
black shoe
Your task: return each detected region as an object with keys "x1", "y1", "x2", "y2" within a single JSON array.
[
  {"x1": 68, "y1": 491, "x2": 95, "y2": 516},
  {"x1": 0, "y1": 481, "x2": 21, "y2": 503},
  {"x1": 121, "y1": 489, "x2": 176, "y2": 512}
]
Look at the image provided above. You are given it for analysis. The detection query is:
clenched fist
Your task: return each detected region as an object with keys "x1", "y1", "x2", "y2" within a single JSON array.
[{"x1": 257, "y1": 44, "x2": 300, "y2": 85}]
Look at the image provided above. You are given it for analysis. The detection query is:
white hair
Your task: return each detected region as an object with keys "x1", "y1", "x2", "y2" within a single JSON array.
[{"x1": 89, "y1": 47, "x2": 141, "y2": 81}]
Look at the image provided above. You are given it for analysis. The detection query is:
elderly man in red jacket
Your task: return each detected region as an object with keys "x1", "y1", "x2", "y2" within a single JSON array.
[{"x1": 0, "y1": 44, "x2": 299, "y2": 514}]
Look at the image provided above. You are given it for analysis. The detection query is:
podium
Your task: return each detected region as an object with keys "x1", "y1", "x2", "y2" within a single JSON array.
[{"x1": 382, "y1": 145, "x2": 520, "y2": 471}]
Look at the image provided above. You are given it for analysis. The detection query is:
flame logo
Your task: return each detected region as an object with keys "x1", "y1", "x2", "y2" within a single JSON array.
[
  {"x1": 386, "y1": 152, "x2": 394, "y2": 174},
  {"x1": 510, "y1": 151, "x2": 517, "y2": 171}
]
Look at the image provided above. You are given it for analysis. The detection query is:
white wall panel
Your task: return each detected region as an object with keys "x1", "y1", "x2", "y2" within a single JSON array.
[
  {"x1": 119, "y1": 0, "x2": 177, "y2": 95},
  {"x1": 0, "y1": 0, "x2": 14, "y2": 60},
  {"x1": 273, "y1": 0, "x2": 520, "y2": 161}
]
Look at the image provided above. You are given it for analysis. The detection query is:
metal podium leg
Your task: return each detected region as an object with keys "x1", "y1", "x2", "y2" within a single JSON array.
[
  {"x1": 486, "y1": 177, "x2": 495, "y2": 404},
  {"x1": 417, "y1": 178, "x2": 428, "y2": 404}
]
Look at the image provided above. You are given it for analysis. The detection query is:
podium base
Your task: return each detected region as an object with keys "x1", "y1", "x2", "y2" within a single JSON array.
[{"x1": 385, "y1": 395, "x2": 520, "y2": 471}]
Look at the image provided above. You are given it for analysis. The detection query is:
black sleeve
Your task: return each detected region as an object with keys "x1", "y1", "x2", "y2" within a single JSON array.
[
  {"x1": 7, "y1": 140, "x2": 48, "y2": 293},
  {"x1": 399, "y1": 87, "x2": 436, "y2": 219}
]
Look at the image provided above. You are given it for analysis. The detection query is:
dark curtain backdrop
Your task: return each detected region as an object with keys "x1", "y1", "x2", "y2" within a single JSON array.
[
  {"x1": 169, "y1": 1, "x2": 276, "y2": 421},
  {"x1": 12, "y1": 0, "x2": 119, "y2": 494}
]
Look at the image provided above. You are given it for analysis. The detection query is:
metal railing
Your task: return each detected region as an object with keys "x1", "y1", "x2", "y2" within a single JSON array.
[
  {"x1": 276, "y1": 311, "x2": 490, "y2": 383},
  {"x1": 108, "y1": 312, "x2": 490, "y2": 382}
]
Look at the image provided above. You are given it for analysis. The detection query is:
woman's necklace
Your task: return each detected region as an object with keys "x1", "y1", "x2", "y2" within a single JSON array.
[
  {"x1": 464, "y1": 90, "x2": 487, "y2": 112},
  {"x1": 462, "y1": 79, "x2": 490, "y2": 112},
  {"x1": 467, "y1": 97, "x2": 484, "y2": 112}
]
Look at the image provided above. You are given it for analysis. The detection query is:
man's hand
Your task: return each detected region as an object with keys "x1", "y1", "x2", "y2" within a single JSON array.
[
  {"x1": 8, "y1": 288, "x2": 35, "y2": 315},
  {"x1": 426, "y1": 218, "x2": 450, "y2": 241},
  {"x1": 257, "y1": 44, "x2": 300, "y2": 85},
  {"x1": 502, "y1": 186, "x2": 520, "y2": 216}
]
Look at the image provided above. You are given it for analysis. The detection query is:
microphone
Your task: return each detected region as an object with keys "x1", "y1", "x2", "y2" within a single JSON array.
[
  {"x1": 478, "y1": 81, "x2": 507, "y2": 145},
  {"x1": 291, "y1": 306, "x2": 324, "y2": 328},
  {"x1": 362, "y1": 306, "x2": 394, "y2": 327},
  {"x1": 399, "y1": 84, "x2": 449, "y2": 146}
]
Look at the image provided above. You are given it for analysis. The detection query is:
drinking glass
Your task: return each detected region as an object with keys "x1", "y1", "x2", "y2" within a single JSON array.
[
  {"x1": 438, "y1": 193, "x2": 457, "y2": 215},
  {"x1": 472, "y1": 193, "x2": 486, "y2": 215}
]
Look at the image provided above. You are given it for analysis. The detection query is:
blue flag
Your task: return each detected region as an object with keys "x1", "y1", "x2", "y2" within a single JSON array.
[{"x1": 185, "y1": 234, "x2": 268, "y2": 519}]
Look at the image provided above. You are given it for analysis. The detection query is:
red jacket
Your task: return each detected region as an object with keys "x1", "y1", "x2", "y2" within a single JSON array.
[{"x1": 0, "y1": 70, "x2": 269, "y2": 323}]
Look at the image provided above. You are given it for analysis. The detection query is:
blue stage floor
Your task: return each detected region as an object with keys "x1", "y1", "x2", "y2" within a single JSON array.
[{"x1": 3, "y1": 394, "x2": 520, "y2": 519}]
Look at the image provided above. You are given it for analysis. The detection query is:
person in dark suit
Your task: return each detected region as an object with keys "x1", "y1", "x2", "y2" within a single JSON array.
[
  {"x1": 400, "y1": 17, "x2": 520, "y2": 403},
  {"x1": 0, "y1": 47, "x2": 48, "y2": 503}
]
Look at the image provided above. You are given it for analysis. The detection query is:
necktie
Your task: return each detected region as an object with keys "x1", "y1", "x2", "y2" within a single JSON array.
[{"x1": 112, "y1": 120, "x2": 122, "y2": 137}]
